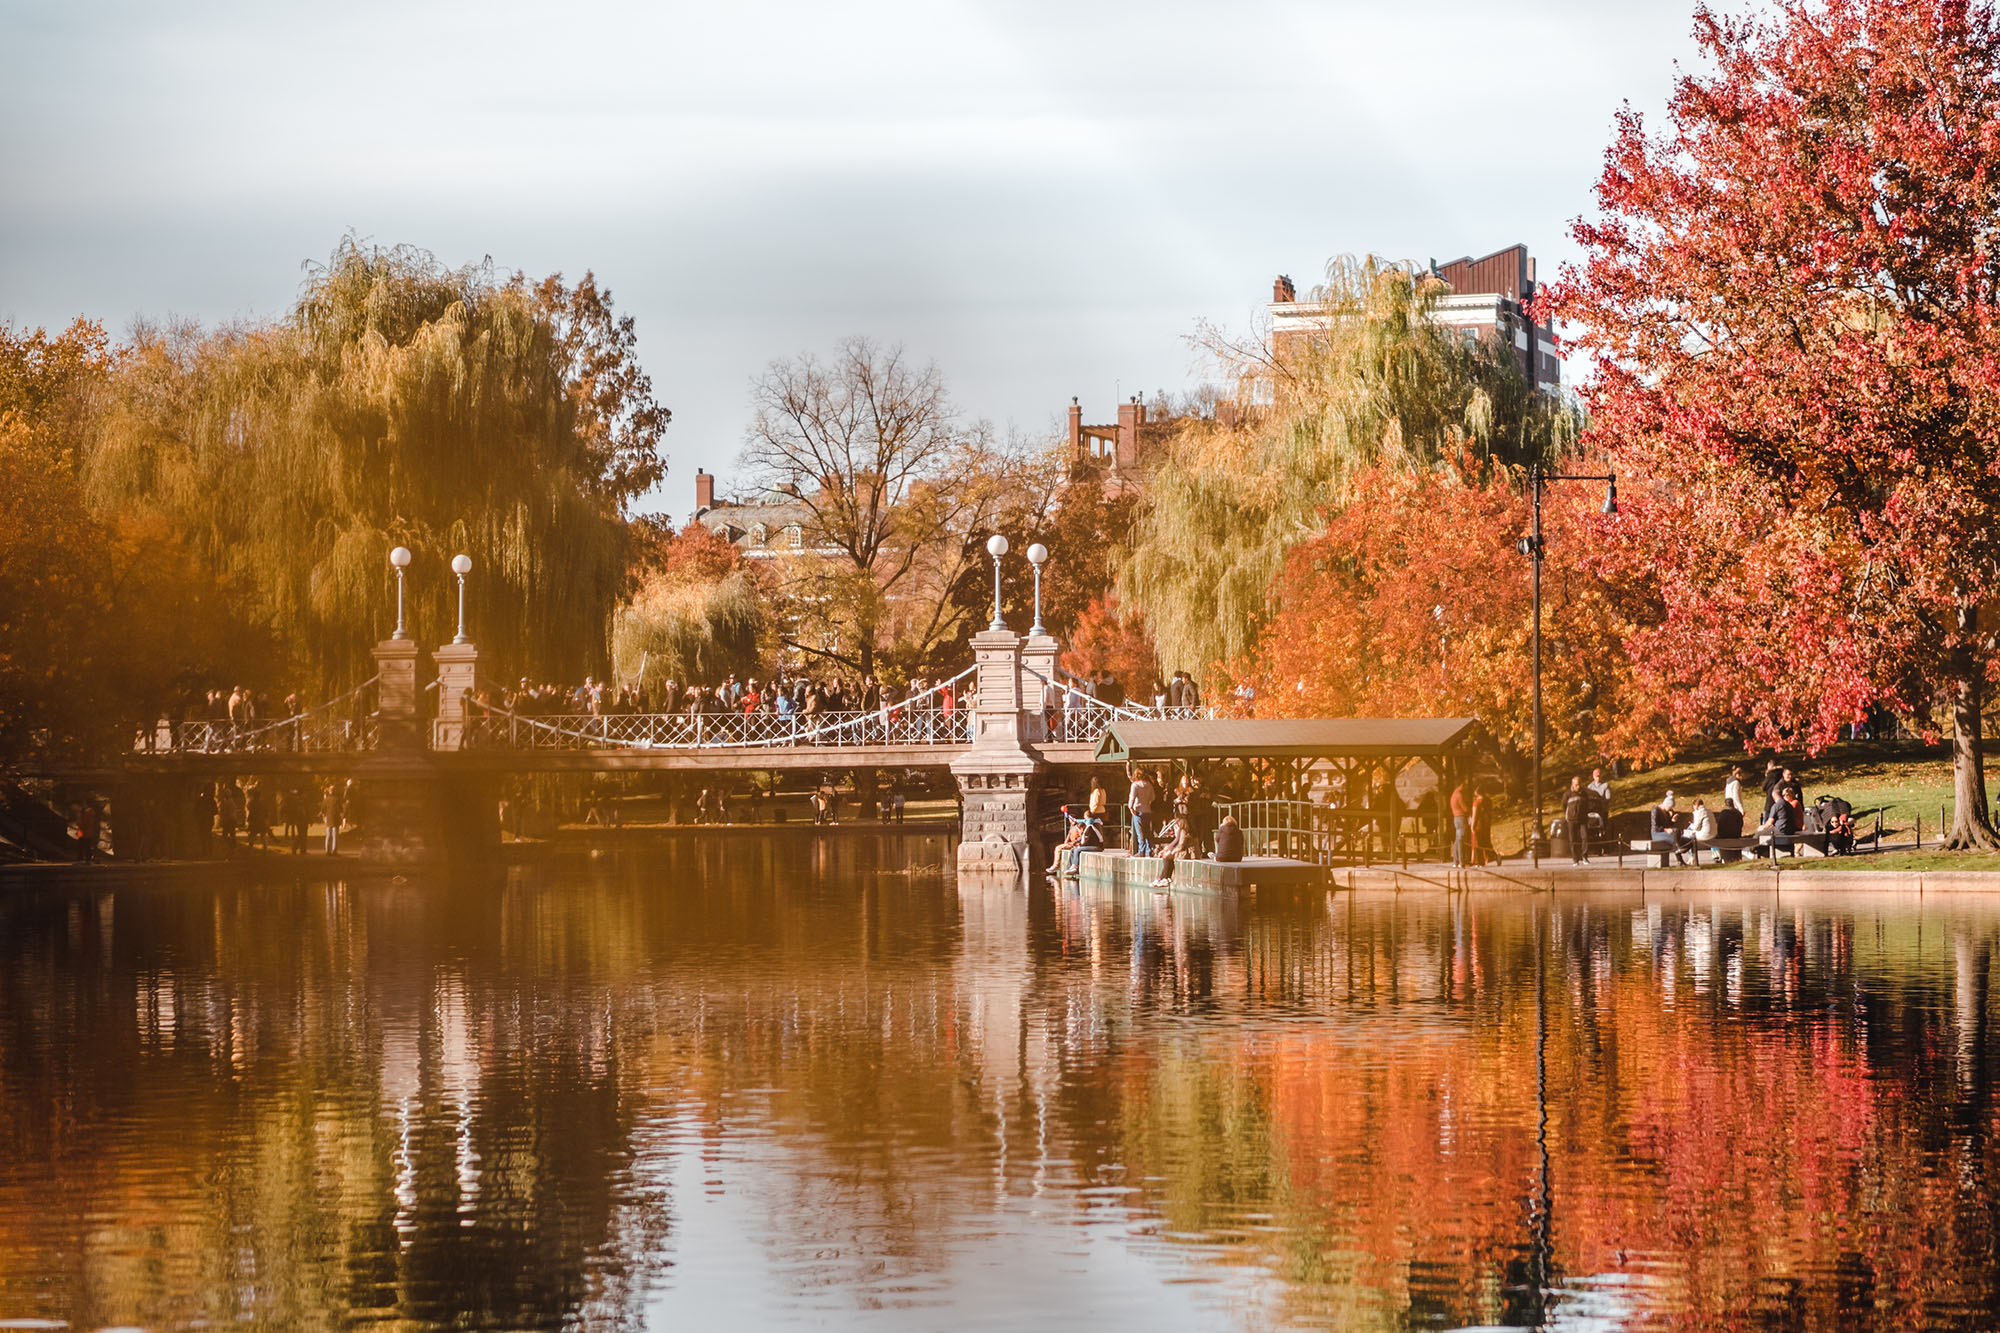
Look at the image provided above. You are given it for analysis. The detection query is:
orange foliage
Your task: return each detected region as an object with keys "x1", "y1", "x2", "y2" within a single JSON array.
[
  {"x1": 1248, "y1": 458, "x2": 1647, "y2": 765},
  {"x1": 1061, "y1": 595, "x2": 1160, "y2": 696}
]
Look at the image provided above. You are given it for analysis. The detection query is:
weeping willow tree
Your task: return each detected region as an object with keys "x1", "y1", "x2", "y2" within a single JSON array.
[
  {"x1": 1121, "y1": 255, "x2": 1580, "y2": 678},
  {"x1": 85, "y1": 239, "x2": 667, "y2": 691},
  {"x1": 612, "y1": 570, "x2": 767, "y2": 688}
]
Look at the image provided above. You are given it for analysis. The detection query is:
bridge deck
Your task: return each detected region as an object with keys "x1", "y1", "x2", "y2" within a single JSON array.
[{"x1": 61, "y1": 741, "x2": 1102, "y2": 780}]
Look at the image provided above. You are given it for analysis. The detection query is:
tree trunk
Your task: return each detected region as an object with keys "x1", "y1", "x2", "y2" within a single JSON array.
[{"x1": 1945, "y1": 602, "x2": 2000, "y2": 850}]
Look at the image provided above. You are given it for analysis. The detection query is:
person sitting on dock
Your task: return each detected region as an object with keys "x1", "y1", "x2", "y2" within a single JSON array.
[
  {"x1": 1150, "y1": 815, "x2": 1192, "y2": 888},
  {"x1": 1047, "y1": 807, "x2": 1088, "y2": 876},
  {"x1": 1214, "y1": 813, "x2": 1245, "y2": 864}
]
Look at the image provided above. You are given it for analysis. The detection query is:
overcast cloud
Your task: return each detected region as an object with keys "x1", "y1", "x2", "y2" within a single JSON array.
[{"x1": 1, "y1": 0, "x2": 1714, "y2": 515}]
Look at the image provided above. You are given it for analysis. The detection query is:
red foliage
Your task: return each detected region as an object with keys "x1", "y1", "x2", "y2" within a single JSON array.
[
  {"x1": 630, "y1": 514, "x2": 745, "y2": 586},
  {"x1": 1545, "y1": 0, "x2": 2000, "y2": 766}
]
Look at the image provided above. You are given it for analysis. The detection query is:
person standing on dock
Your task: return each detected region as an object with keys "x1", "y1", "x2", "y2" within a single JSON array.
[
  {"x1": 1449, "y1": 781, "x2": 1471, "y2": 867},
  {"x1": 1126, "y1": 762, "x2": 1156, "y2": 858},
  {"x1": 1470, "y1": 788, "x2": 1493, "y2": 866}
]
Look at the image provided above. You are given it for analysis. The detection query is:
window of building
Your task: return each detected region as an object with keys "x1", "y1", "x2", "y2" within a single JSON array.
[
  {"x1": 749, "y1": 524, "x2": 768, "y2": 548},
  {"x1": 785, "y1": 524, "x2": 803, "y2": 549}
]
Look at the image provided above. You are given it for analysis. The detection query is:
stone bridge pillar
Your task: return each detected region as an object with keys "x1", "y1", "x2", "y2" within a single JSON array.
[
  {"x1": 951, "y1": 628, "x2": 1042, "y2": 877},
  {"x1": 372, "y1": 638, "x2": 427, "y2": 751},
  {"x1": 432, "y1": 641, "x2": 478, "y2": 752},
  {"x1": 1020, "y1": 632, "x2": 1060, "y2": 743}
]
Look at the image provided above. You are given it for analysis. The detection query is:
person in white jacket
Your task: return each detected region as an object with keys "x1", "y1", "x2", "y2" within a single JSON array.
[{"x1": 1680, "y1": 799, "x2": 1719, "y2": 863}]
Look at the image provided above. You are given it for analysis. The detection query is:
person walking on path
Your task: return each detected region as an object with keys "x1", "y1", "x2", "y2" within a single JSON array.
[
  {"x1": 76, "y1": 803, "x2": 100, "y2": 863},
  {"x1": 1563, "y1": 777, "x2": 1589, "y2": 863},
  {"x1": 321, "y1": 781, "x2": 344, "y2": 855},
  {"x1": 1587, "y1": 768, "x2": 1613, "y2": 808},
  {"x1": 1449, "y1": 781, "x2": 1471, "y2": 867},
  {"x1": 216, "y1": 780, "x2": 241, "y2": 854}
]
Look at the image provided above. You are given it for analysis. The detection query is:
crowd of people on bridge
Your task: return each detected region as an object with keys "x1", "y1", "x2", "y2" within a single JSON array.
[
  {"x1": 150, "y1": 685, "x2": 312, "y2": 752},
  {"x1": 484, "y1": 670, "x2": 952, "y2": 723},
  {"x1": 471, "y1": 669, "x2": 965, "y2": 745}
]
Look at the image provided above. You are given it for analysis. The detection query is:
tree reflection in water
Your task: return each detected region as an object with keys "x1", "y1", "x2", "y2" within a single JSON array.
[{"x1": 2, "y1": 846, "x2": 1999, "y2": 1329}]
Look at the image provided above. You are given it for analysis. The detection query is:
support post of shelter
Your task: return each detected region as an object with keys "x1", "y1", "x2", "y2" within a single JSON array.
[{"x1": 952, "y1": 628, "x2": 1042, "y2": 877}]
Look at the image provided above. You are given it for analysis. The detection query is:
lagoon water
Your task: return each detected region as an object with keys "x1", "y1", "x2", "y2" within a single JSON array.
[{"x1": 4, "y1": 839, "x2": 1999, "y2": 1330}]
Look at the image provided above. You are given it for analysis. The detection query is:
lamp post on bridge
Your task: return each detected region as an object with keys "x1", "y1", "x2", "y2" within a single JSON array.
[
  {"x1": 1027, "y1": 543, "x2": 1049, "y2": 636},
  {"x1": 390, "y1": 546, "x2": 413, "y2": 640},
  {"x1": 451, "y1": 553, "x2": 473, "y2": 644},
  {"x1": 986, "y1": 533, "x2": 1010, "y2": 632},
  {"x1": 1515, "y1": 465, "x2": 1618, "y2": 867}
]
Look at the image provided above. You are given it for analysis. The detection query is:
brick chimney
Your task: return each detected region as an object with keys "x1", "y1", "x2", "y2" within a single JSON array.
[
  {"x1": 1273, "y1": 274, "x2": 1296, "y2": 303},
  {"x1": 1115, "y1": 397, "x2": 1141, "y2": 470},
  {"x1": 1068, "y1": 397, "x2": 1083, "y2": 459},
  {"x1": 694, "y1": 468, "x2": 714, "y2": 511}
]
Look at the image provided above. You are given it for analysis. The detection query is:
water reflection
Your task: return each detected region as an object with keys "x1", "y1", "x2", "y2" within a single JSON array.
[{"x1": 5, "y1": 847, "x2": 2000, "y2": 1329}]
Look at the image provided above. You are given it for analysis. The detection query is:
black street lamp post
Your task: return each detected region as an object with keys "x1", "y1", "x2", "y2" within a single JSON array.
[{"x1": 1516, "y1": 465, "x2": 1617, "y2": 867}]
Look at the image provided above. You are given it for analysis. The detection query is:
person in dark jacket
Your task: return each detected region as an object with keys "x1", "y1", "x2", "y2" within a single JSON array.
[
  {"x1": 1650, "y1": 792, "x2": 1682, "y2": 867},
  {"x1": 1214, "y1": 813, "x2": 1245, "y2": 864},
  {"x1": 1755, "y1": 793, "x2": 1800, "y2": 857}
]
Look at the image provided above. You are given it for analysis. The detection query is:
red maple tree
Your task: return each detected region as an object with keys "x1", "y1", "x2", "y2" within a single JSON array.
[{"x1": 1546, "y1": 0, "x2": 2000, "y2": 846}]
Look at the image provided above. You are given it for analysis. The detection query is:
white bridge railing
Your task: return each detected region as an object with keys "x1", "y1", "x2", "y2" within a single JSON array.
[
  {"x1": 1021, "y1": 665, "x2": 1209, "y2": 744},
  {"x1": 142, "y1": 677, "x2": 382, "y2": 755},
  {"x1": 459, "y1": 667, "x2": 980, "y2": 751},
  {"x1": 461, "y1": 705, "x2": 976, "y2": 751}
]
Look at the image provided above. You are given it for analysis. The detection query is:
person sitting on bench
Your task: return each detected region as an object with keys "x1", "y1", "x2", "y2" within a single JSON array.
[
  {"x1": 1813, "y1": 795, "x2": 1856, "y2": 855},
  {"x1": 1754, "y1": 791, "x2": 1801, "y2": 856},
  {"x1": 1713, "y1": 800, "x2": 1746, "y2": 860},
  {"x1": 1651, "y1": 791, "x2": 1683, "y2": 866},
  {"x1": 1680, "y1": 798, "x2": 1718, "y2": 863}
]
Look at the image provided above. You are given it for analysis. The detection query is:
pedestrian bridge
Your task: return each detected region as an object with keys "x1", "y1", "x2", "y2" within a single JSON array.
[{"x1": 123, "y1": 653, "x2": 1183, "y2": 777}]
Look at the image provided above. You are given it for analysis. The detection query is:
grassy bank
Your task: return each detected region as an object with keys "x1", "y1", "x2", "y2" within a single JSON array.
[{"x1": 1500, "y1": 738, "x2": 2000, "y2": 869}]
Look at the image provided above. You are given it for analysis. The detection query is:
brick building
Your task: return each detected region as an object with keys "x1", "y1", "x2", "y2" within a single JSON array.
[
  {"x1": 1063, "y1": 395, "x2": 1187, "y2": 497},
  {"x1": 1269, "y1": 243, "x2": 1563, "y2": 391},
  {"x1": 688, "y1": 467, "x2": 820, "y2": 557}
]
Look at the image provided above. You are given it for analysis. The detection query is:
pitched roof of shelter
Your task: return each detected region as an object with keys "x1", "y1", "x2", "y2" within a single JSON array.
[{"x1": 1093, "y1": 717, "x2": 1478, "y2": 763}]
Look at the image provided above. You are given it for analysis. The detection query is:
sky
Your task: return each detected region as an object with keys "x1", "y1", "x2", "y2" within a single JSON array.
[{"x1": 1, "y1": 0, "x2": 1715, "y2": 518}]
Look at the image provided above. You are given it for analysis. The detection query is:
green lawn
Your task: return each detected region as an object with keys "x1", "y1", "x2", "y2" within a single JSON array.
[{"x1": 1495, "y1": 738, "x2": 2000, "y2": 869}]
